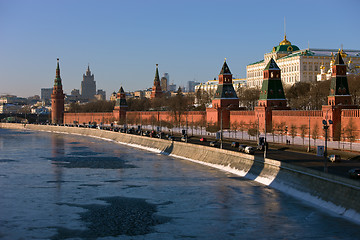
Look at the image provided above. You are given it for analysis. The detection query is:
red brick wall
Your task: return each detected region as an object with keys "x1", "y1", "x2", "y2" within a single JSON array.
[
  {"x1": 64, "y1": 112, "x2": 114, "y2": 124},
  {"x1": 63, "y1": 107, "x2": 360, "y2": 142}
]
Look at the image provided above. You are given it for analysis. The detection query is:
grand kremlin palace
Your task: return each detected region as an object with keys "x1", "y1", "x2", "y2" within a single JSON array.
[{"x1": 246, "y1": 35, "x2": 360, "y2": 88}]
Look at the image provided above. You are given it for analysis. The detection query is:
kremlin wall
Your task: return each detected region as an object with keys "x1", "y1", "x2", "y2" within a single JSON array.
[{"x1": 54, "y1": 51, "x2": 360, "y2": 143}]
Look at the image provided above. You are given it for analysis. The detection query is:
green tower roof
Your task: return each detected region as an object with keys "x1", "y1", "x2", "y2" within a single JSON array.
[
  {"x1": 54, "y1": 58, "x2": 62, "y2": 87},
  {"x1": 259, "y1": 59, "x2": 286, "y2": 100}
]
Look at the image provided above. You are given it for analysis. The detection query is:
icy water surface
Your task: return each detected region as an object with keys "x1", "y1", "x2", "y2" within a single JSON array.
[{"x1": 0, "y1": 128, "x2": 358, "y2": 240}]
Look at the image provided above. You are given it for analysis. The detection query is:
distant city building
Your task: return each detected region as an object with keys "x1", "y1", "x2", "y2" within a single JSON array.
[
  {"x1": 0, "y1": 104, "x2": 22, "y2": 113},
  {"x1": 71, "y1": 89, "x2": 80, "y2": 97},
  {"x1": 194, "y1": 78, "x2": 247, "y2": 97},
  {"x1": 161, "y1": 76, "x2": 168, "y2": 92},
  {"x1": 95, "y1": 89, "x2": 106, "y2": 101},
  {"x1": 186, "y1": 80, "x2": 200, "y2": 92},
  {"x1": 161, "y1": 73, "x2": 169, "y2": 92},
  {"x1": 41, "y1": 88, "x2": 53, "y2": 102},
  {"x1": 81, "y1": 65, "x2": 96, "y2": 100},
  {"x1": 0, "y1": 95, "x2": 27, "y2": 105},
  {"x1": 168, "y1": 83, "x2": 177, "y2": 92},
  {"x1": 246, "y1": 35, "x2": 360, "y2": 88},
  {"x1": 110, "y1": 91, "x2": 117, "y2": 101},
  {"x1": 132, "y1": 90, "x2": 144, "y2": 99},
  {"x1": 31, "y1": 106, "x2": 50, "y2": 115}
]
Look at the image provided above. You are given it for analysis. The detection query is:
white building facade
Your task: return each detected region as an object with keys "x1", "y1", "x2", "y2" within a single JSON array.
[{"x1": 246, "y1": 35, "x2": 360, "y2": 88}]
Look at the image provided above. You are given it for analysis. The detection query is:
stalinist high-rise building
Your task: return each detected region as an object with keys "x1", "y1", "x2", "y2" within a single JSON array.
[{"x1": 81, "y1": 65, "x2": 96, "y2": 100}]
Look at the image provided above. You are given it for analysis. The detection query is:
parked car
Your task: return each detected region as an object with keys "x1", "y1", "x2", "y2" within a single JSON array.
[
  {"x1": 168, "y1": 136, "x2": 175, "y2": 141},
  {"x1": 245, "y1": 146, "x2": 255, "y2": 154},
  {"x1": 200, "y1": 137, "x2": 207, "y2": 142},
  {"x1": 348, "y1": 168, "x2": 360, "y2": 179},
  {"x1": 231, "y1": 142, "x2": 239, "y2": 148},
  {"x1": 181, "y1": 136, "x2": 187, "y2": 142},
  {"x1": 239, "y1": 144, "x2": 247, "y2": 152},
  {"x1": 329, "y1": 155, "x2": 341, "y2": 162},
  {"x1": 210, "y1": 141, "x2": 219, "y2": 147}
]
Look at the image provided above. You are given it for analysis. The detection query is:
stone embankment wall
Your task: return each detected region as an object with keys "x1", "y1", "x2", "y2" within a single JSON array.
[{"x1": 1, "y1": 123, "x2": 360, "y2": 223}]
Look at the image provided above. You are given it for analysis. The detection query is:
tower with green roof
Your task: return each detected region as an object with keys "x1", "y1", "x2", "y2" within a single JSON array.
[
  {"x1": 51, "y1": 58, "x2": 65, "y2": 124},
  {"x1": 258, "y1": 58, "x2": 287, "y2": 108},
  {"x1": 211, "y1": 59, "x2": 239, "y2": 108},
  {"x1": 327, "y1": 51, "x2": 352, "y2": 106},
  {"x1": 207, "y1": 59, "x2": 239, "y2": 129}
]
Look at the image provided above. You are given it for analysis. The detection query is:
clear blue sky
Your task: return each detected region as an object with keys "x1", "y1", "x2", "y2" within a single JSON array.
[{"x1": 1, "y1": 0, "x2": 359, "y2": 98}]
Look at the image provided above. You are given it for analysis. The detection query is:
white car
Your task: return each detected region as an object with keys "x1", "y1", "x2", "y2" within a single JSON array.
[{"x1": 245, "y1": 146, "x2": 255, "y2": 154}]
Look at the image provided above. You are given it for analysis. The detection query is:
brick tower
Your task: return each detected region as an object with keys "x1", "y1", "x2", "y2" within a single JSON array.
[
  {"x1": 113, "y1": 86, "x2": 128, "y2": 122},
  {"x1": 258, "y1": 58, "x2": 287, "y2": 108},
  {"x1": 207, "y1": 59, "x2": 239, "y2": 129},
  {"x1": 256, "y1": 58, "x2": 289, "y2": 132},
  {"x1": 323, "y1": 50, "x2": 355, "y2": 140},
  {"x1": 150, "y1": 64, "x2": 163, "y2": 99},
  {"x1": 51, "y1": 58, "x2": 65, "y2": 124},
  {"x1": 327, "y1": 51, "x2": 352, "y2": 106}
]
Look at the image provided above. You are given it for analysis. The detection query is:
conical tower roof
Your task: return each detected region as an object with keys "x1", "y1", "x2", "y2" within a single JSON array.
[
  {"x1": 220, "y1": 59, "x2": 231, "y2": 75},
  {"x1": 264, "y1": 58, "x2": 280, "y2": 71},
  {"x1": 154, "y1": 64, "x2": 160, "y2": 85},
  {"x1": 118, "y1": 86, "x2": 124, "y2": 93},
  {"x1": 54, "y1": 58, "x2": 62, "y2": 86},
  {"x1": 334, "y1": 51, "x2": 345, "y2": 65}
]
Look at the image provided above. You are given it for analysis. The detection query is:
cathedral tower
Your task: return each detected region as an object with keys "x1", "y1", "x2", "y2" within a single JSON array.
[{"x1": 51, "y1": 58, "x2": 65, "y2": 124}]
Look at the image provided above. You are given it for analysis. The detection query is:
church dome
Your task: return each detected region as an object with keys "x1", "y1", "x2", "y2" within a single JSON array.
[{"x1": 272, "y1": 35, "x2": 300, "y2": 53}]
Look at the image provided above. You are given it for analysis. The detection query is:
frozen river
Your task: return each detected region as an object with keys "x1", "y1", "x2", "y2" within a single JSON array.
[{"x1": 0, "y1": 128, "x2": 358, "y2": 240}]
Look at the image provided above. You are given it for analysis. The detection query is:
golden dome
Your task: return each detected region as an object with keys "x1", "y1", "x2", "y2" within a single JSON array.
[
  {"x1": 320, "y1": 65, "x2": 325, "y2": 70},
  {"x1": 279, "y1": 35, "x2": 291, "y2": 45}
]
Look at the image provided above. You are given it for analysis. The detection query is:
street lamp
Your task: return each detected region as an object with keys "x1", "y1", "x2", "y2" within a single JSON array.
[{"x1": 322, "y1": 119, "x2": 333, "y2": 173}]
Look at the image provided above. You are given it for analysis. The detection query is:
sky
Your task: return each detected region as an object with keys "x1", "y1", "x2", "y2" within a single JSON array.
[{"x1": 1, "y1": 0, "x2": 360, "y2": 98}]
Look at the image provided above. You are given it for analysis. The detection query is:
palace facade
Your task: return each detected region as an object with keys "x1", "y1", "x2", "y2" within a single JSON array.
[{"x1": 246, "y1": 35, "x2": 360, "y2": 88}]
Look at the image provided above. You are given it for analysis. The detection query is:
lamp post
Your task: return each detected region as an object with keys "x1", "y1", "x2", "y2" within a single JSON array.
[{"x1": 322, "y1": 119, "x2": 333, "y2": 173}]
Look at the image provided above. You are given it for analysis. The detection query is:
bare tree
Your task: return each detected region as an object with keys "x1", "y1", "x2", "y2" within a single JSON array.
[
  {"x1": 239, "y1": 120, "x2": 246, "y2": 140},
  {"x1": 300, "y1": 124, "x2": 307, "y2": 146},
  {"x1": 231, "y1": 121, "x2": 239, "y2": 139},
  {"x1": 290, "y1": 124, "x2": 297, "y2": 144},
  {"x1": 312, "y1": 123, "x2": 319, "y2": 147},
  {"x1": 345, "y1": 118, "x2": 357, "y2": 150}
]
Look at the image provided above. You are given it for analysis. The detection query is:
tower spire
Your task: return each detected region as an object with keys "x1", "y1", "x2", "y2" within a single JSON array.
[{"x1": 54, "y1": 58, "x2": 62, "y2": 86}]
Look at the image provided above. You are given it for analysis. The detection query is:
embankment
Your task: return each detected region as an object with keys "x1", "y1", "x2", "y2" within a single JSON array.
[{"x1": 2, "y1": 123, "x2": 360, "y2": 223}]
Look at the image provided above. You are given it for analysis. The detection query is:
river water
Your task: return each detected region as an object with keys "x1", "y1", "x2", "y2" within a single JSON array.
[{"x1": 0, "y1": 128, "x2": 358, "y2": 240}]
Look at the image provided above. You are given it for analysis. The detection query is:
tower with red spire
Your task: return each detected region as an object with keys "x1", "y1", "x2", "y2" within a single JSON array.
[
  {"x1": 150, "y1": 64, "x2": 163, "y2": 99},
  {"x1": 51, "y1": 58, "x2": 65, "y2": 124}
]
